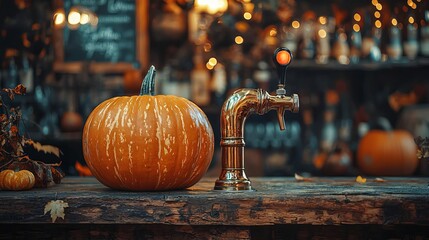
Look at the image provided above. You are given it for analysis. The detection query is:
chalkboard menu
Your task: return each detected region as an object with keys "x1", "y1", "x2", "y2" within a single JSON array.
[{"x1": 54, "y1": 0, "x2": 147, "y2": 73}]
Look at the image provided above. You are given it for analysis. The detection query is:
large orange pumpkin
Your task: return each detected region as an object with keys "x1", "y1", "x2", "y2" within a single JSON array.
[
  {"x1": 82, "y1": 66, "x2": 214, "y2": 191},
  {"x1": 357, "y1": 130, "x2": 418, "y2": 176}
]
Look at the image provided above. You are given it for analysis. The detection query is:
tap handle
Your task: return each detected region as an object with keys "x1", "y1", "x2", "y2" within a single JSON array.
[
  {"x1": 277, "y1": 106, "x2": 286, "y2": 131},
  {"x1": 272, "y1": 48, "x2": 292, "y2": 95}
]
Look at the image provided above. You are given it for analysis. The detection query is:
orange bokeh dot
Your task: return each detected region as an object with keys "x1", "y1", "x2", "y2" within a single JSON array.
[{"x1": 276, "y1": 50, "x2": 291, "y2": 65}]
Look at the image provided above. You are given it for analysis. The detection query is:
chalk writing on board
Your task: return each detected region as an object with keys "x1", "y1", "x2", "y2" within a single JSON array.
[{"x1": 63, "y1": 0, "x2": 137, "y2": 64}]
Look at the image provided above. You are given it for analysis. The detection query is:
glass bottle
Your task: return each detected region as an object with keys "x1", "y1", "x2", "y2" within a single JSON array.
[
  {"x1": 5, "y1": 55, "x2": 19, "y2": 89},
  {"x1": 211, "y1": 63, "x2": 226, "y2": 107},
  {"x1": 300, "y1": 19, "x2": 315, "y2": 60},
  {"x1": 350, "y1": 29, "x2": 362, "y2": 63},
  {"x1": 332, "y1": 27, "x2": 350, "y2": 64},
  {"x1": 404, "y1": 13, "x2": 419, "y2": 60},
  {"x1": 316, "y1": 16, "x2": 330, "y2": 64},
  {"x1": 19, "y1": 53, "x2": 33, "y2": 92},
  {"x1": 420, "y1": 10, "x2": 429, "y2": 57},
  {"x1": 387, "y1": 11, "x2": 403, "y2": 61},
  {"x1": 190, "y1": 45, "x2": 211, "y2": 106}
]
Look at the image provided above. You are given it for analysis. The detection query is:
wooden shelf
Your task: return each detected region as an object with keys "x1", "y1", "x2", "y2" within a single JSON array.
[{"x1": 289, "y1": 58, "x2": 429, "y2": 71}]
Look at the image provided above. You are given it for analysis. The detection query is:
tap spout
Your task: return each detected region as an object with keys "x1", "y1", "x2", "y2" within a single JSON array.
[{"x1": 214, "y1": 88, "x2": 299, "y2": 190}]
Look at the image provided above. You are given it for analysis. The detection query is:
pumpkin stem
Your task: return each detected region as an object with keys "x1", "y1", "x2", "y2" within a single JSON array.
[{"x1": 140, "y1": 65, "x2": 156, "y2": 96}]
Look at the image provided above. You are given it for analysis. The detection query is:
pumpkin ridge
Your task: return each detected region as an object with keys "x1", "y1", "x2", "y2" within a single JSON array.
[
  {"x1": 142, "y1": 96, "x2": 157, "y2": 190},
  {"x1": 112, "y1": 97, "x2": 130, "y2": 189},
  {"x1": 182, "y1": 98, "x2": 202, "y2": 188},
  {"x1": 88, "y1": 100, "x2": 110, "y2": 187},
  {"x1": 172, "y1": 101, "x2": 187, "y2": 187},
  {"x1": 138, "y1": 96, "x2": 153, "y2": 188},
  {"x1": 152, "y1": 97, "x2": 163, "y2": 190},
  {"x1": 96, "y1": 99, "x2": 116, "y2": 187},
  {"x1": 127, "y1": 96, "x2": 139, "y2": 188},
  {"x1": 163, "y1": 97, "x2": 180, "y2": 189},
  {"x1": 182, "y1": 100, "x2": 210, "y2": 188},
  {"x1": 183, "y1": 101, "x2": 201, "y2": 187},
  {"x1": 101, "y1": 98, "x2": 125, "y2": 188}
]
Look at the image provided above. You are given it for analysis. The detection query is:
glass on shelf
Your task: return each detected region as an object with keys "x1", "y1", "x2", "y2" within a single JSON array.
[
  {"x1": 315, "y1": 16, "x2": 331, "y2": 64},
  {"x1": 387, "y1": 18, "x2": 403, "y2": 60},
  {"x1": 404, "y1": 15, "x2": 419, "y2": 60},
  {"x1": 421, "y1": 10, "x2": 429, "y2": 57}
]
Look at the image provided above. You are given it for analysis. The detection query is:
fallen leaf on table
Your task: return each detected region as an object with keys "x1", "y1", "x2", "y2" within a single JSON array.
[
  {"x1": 295, "y1": 173, "x2": 312, "y2": 182},
  {"x1": 356, "y1": 175, "x2": 367, "y2": 184},
  {"x1": 44, "y1": 200, "x2": 69, "y2": 223},
  {"x1": 374, "y1": 177, "x2": 386, "y2": 182}
]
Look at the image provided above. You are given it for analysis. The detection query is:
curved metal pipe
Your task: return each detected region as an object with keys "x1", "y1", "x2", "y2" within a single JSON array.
[{"x1": 214, "y1": 88, "x2": 299, "y2": 190}]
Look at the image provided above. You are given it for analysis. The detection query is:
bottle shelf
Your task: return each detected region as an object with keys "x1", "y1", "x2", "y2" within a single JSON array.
[{"x1": 289, "y1": 58, "x2": 429, "y2": 71}]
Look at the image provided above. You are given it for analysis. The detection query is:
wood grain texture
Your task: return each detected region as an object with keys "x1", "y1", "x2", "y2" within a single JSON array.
[{"x1": 0, "y1": 177, "x2": 428, "y2": 226}]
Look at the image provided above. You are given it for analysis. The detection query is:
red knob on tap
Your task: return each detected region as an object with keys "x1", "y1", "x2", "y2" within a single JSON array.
[
  {"x1": 273, "y1": 47, "x2": 292, "y2": 96},
  {"x1": 275, "y1": 49, "x2": 291, "y2": 66}
]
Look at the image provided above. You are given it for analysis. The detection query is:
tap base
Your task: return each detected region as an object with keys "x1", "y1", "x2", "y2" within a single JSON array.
[{"x1": 214, "y1": 179, "x2": 252, "y2": 191}]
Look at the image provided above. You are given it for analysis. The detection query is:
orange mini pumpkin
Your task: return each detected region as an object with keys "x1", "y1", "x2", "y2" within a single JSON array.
[
  {"x1": 357, "y1": 130, "x2": 418, "y2": 176},
  {"x1": 0, "y1": 169, "x2": 36, "y2": 191},
  {"x1": 82, "y1": 66, "x2": 214, "y2": 191}
]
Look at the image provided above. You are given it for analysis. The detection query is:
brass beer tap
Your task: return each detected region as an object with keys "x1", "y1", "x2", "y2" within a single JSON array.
[{"x1": 214, "y1": 48, "x2": 299, "y2": 190}]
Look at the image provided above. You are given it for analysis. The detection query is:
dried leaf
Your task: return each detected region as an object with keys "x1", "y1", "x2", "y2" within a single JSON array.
[
  {"x1": 75, "y1": 161, "x2": 92, "y2": 176},
  {"x1": 12, "y1": 84, "x2": 26, "y2": 95},
  {"x1": 44, "y1": 200, "x2": 68, "y2": 223},
  {"x1": 295, "y1": 173, "x2": 312, "y2": 182},
  {"x1": 417, "y1": 149, "x2": 423, "y2": 159},
  {"x1": 415, "y1": 136, "x2": 429, "y2": 160},
  {"x1": 417, "y1": 149, "x2": 429, "y2": 159},
  {"x1": 25, "y1": 139, "x2": 61, "y2": 158},
  {"x1": 2, "y1": 88, "x2": 14, "y2": 100},
  {"x1": 51, "y1": 167, "x2": 64, "y2": 184},
  {"x1": 374, "y1": 177, "x2": 386, "y2": 183},
  {"x1": 356, "y1": 175, "x2": 367, "y2": 184}
]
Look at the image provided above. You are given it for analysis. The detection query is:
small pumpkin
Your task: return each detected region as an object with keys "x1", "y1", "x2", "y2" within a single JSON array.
[
  {"x1": 313, "y1": 142, "x2": 353, "y2": 176},
  {"x1": 357, "y1": 130, "x2": 418, "y2": 176},
  {"x1": 0, "y1": 169, "x2": 36, "y2": 191},
  {"x1": 82, "y1": 66, "x2": 214, "y2": 191},
  {"x1": 60, "y1": 111, "x2": 83, "y2": 132}
]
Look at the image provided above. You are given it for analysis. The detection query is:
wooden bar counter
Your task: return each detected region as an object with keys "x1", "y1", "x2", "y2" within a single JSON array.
[{"x1": 1, "y1": 177, "x2": 429, "y2": 239}]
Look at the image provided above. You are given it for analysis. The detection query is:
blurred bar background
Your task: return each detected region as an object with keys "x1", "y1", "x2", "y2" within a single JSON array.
[{"x1": 0, "y1": 0, "x2": 428, "y2": 177}]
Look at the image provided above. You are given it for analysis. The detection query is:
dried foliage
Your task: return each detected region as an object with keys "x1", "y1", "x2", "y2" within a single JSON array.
[
  {"x1": 374, "y1": 177, "x2": 386, "y2": 183},
  {"x1": 355, "y1": 175, "x2": 367, "y2": 184},
  {"x1": 75, "y1": 161, "x2": 92, "y2": 176},
  {"x1": 415, "y1": 136, "x2": 429, "y2": 161},
  {"x1": 294, "y1": 173, "x2": 312, "y2": 182},
  {"x1": 0, "y1": 84, "x2": 63, "y2": 188}
]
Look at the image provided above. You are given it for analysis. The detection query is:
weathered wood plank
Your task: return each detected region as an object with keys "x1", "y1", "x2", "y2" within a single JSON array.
[
  {"x1": 0, "y1": 224, "x2": 251, "y2": 240},
  {"x1": 1, "y1": 224, "x2": 429, "y2": 240},
  {"x1": 0, "y1": 177, "x2": 428, "y2": 225}
]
